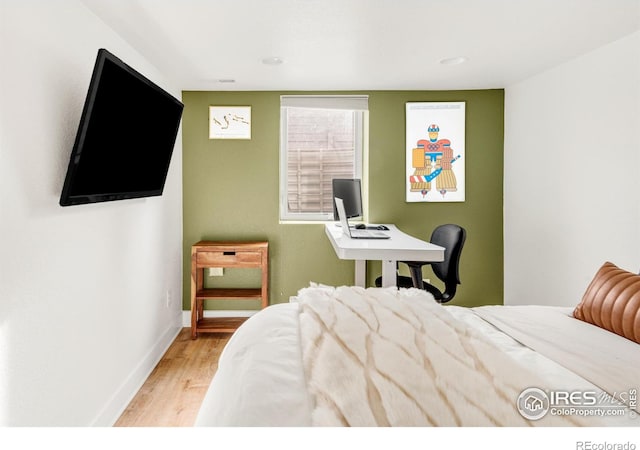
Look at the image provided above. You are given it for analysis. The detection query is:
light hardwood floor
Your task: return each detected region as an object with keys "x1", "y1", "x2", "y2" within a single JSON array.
[{"x1": 115, "y1": 328, "x2": 230, "y2": 427}]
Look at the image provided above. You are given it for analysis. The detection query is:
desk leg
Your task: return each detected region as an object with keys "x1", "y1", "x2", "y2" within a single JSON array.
[
  {"x1": 355, "y1": 260, "x2": 366, "y2": 287},
  {"x1": 381, "y1": 260, "x2": 397, "y2": 288}
]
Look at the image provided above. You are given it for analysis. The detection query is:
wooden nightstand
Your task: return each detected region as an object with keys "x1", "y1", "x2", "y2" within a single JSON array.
[{"x1": 190, "y1": 241, "x2": 268, "y2": 339}]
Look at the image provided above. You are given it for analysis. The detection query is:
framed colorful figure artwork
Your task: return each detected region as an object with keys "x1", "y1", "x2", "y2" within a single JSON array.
[
  {"x1": 209, "y1": 106, "x2": 251, "y2": 139},
  {"x1": 405, "y1": 102, "x2": 465, "y2": 202}
]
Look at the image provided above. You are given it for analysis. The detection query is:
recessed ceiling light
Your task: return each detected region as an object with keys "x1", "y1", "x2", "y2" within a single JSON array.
[
  {"x1": 439, "y1": 56, "x2": 468, "y2": 66},
  {"x1": 216, "y1": 79, "x2": 236, "y2": 83},
  {"x1": 262, "y1": 56, "x2": 284, "y2": 66}
]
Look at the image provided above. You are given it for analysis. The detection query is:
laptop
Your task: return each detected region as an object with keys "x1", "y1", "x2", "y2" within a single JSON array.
[{"x1": 334, "y1": 197, "x2": 390, "y2": 239}]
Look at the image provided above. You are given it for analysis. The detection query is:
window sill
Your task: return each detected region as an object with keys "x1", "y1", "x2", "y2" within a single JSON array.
[{"x1": 278, "y1": 219, "x2": 335, "y2": 225}]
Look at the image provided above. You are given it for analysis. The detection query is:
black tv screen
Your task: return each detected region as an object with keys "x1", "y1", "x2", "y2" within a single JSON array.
[{"x1": 60, "y1": 49, "x2": 184, "y2": 206}]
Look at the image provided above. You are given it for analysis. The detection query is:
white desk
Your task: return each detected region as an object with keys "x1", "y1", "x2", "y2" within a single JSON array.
[{"x1": 324, "y1": 223, "x2": 445, "y2": 288}]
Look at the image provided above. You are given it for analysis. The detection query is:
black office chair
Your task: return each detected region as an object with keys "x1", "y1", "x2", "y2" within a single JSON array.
[{"x1": 375, "y1": 224, "x2": 466, "y2": 303}]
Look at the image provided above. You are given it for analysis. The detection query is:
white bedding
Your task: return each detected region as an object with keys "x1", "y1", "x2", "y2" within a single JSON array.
[
  {"x1": 471, "y1": 305, "x2": 640, "y2": 415},
  {"x1": 194, "y1": 303, "x2": 312, "y2": 426},
  {"x1": 195, "y1": 286, "x2": 639, "y2": 427}
]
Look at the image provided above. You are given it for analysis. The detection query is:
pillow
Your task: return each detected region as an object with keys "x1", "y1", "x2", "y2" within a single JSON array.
[{"x1": 573, "y1": 261, "x2": 640, "y2": 344}]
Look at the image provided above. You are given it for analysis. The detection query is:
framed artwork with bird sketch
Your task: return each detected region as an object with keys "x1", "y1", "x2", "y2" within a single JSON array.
[{"x1": 209, "y1": 106, "x2": 251, "y2": 139}]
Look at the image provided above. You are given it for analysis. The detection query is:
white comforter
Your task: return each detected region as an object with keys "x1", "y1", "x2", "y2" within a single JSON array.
[{"x1": 195, "y1": 286, "x2": 639, "y2": 427}]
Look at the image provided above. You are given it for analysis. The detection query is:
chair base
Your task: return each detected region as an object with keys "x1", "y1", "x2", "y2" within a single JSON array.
[{"x1": 374, "y1": 275, "x2": 449, "y2": 303}]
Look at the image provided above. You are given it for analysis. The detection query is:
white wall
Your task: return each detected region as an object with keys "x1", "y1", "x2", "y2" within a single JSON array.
[
  {"x1": 504, "y1": 31, "x2": 640, "y2": 306},
  {"x1": 0, "y1": 1, "x2": 183, "y2": 425}
]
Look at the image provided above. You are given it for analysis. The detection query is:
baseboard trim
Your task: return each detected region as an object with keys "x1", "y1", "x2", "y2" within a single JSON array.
[
  {"x1": 91, "y1": 312, "x2": 182, "y2": 426},
  {"x1": 181, "y1": 309, "x2": 257, "y2": 328}
]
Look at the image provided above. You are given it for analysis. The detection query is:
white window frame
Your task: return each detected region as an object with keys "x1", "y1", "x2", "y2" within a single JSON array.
[{"x1": 279, "y1": 95, "x2": 368, "y2": 222}]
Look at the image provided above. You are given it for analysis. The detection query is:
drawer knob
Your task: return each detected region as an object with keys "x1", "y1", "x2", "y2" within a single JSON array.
[{"x1": 223, "y1": 251, "x2": 236, "y2": 256}]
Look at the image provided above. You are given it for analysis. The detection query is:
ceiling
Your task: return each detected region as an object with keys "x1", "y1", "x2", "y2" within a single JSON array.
[{"x1": 82, "y1": 0, "x2": 640, "y2": 91}]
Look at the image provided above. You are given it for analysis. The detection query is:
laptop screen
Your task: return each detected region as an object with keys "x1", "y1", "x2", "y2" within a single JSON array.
[{"x1": 334, "y1": 197, "x2": 352, "y2": 237}]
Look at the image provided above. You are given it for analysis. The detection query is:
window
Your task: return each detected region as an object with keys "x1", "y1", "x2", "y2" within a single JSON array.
[{"x1": 279, "y1": 95, "x2": 368, "y2": 221}]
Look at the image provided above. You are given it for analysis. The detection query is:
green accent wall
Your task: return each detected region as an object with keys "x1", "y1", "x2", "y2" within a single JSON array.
[{"x1": 181, "y1": 90, "x2": 504, "y2": 310}]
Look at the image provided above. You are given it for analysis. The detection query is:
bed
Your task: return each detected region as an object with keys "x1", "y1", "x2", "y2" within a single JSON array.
[{"x1": 195, "y1": 263, "x2": 640, "y2": 427}]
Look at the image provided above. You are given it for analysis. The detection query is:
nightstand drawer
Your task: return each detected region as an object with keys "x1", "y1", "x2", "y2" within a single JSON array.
[{"x1": 196, "y1": 250, "x2": 262, "y2": 267}]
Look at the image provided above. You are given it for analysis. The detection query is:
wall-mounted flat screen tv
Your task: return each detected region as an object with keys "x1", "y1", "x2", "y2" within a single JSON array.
[{"x1": 60, "y1": 49, "x2": 184, "y2": 206}]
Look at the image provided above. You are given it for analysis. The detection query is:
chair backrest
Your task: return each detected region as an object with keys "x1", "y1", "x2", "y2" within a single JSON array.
[{"x1": 429, "y1": 224, "x2": 466, "y2": 293}]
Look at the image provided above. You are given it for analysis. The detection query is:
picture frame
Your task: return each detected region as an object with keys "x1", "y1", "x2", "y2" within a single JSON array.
[
  {"x1": 405, "y1": 102, "x2": 466, "y2": 202},
  {"x1": 209, "y1": 106, "x2": 251, "y2": 139}
]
